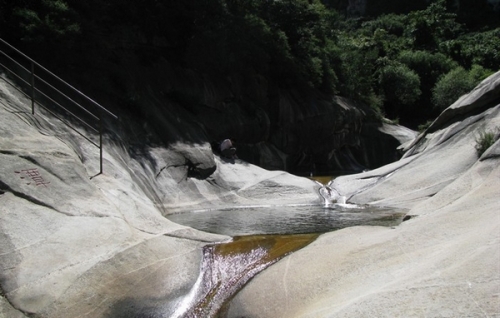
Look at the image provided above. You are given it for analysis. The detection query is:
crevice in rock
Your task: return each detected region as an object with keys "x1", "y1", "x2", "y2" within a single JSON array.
[
  {"x1": 0, "y1": 180, "x2": 67, "y2": 215},
  {"x1": 156, "y1": 162, "x2": 186, "y2": 178},
  {"x1": 19, "y1": 155, "x2": 41, "y2": 166},
  {"x1": 358, "y1": 175, "x2": 384, "y2": 180},
  {"x1": 185, "y1": 157, "x2": 216, "y2": 180},
  {"x1": 206, "y1": 178, "x2": 233, "y2": 192},
  {"x1": 156, "y1": 159, "x2": 216, "y2": 181},
  {"x1": 0, "y1": 287, "x2": 32, "y2": 318},
  {"x1": 402, "y1": 215, "x2": 418, "y2": 222},
  {"x1": 480, "y1": 154, "x2": 500, "y2": 161},
  {"x1": 164, "y1": 231, "x2": 228, "y2": 244},
  {"x1": 342, "y1": 162, "x2": 413, "y2": 202},
  {"x1": 408, "y1": 101, "x2": 500, "y2": 154},
  {"x1": 429, "y1": 99, "x2": 500, "y2": 135}
]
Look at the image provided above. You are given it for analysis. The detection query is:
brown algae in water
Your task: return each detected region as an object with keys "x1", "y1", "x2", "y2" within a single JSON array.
[{"x1": 185, "y1": 234, "x2": 319, "y2": 317}]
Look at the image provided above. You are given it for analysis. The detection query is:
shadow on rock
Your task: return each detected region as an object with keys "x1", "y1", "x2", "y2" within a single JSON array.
[{"x1": 105, "y1": 297, "x2": 179, "y2": 318}]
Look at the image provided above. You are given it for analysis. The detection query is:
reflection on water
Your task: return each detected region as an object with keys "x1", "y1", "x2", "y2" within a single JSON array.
[
  {"x1": 309, "y1": 175, "x2": 334, "y2": 185},
  {"x1": 167, "y1": 204, "x2": 406, "y2": 237}
]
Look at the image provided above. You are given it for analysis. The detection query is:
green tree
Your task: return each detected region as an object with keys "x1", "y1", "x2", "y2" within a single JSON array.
[
  {"x1": 397, "y1": 49, "x2": 457, "y2": 123},
  {"x1": 441, "y1": 28, "x2": 500, "y2": 70},
  {"x1": 405, "y1": 0, "x2": 462, "y2": 50},
  {"x1": 13, "y1": 0, "x2": 80, "y2": 44},
  {"x1": 432, "y1": 65, "x2": 493, "y2": 110},
  {"x1": 334, "y1": 29, "x2": 381, "y2": 110},
  {"x1": 255, "y1": 0, "x2": 340, "y2": 90},
  {"x1": 360, "y1": 13, "x2": 411, "y2": 57},
  {"x1": 3, "y1": 0, "x2": 494, "y2": 131},
  {"x1": 365, "y1": 0, "x2": 427, "y2": 17},
  {"x1": 378, "y1": 60, "x2": 421, "y2": 118}
]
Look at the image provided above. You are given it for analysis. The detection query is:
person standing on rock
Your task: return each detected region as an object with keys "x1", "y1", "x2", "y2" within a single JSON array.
[{"x1": 220, "y1": 139, "x2": 237, "y2": 159}]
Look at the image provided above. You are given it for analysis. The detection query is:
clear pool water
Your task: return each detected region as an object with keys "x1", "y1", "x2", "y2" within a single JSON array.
[{"x1": 167, "y1": 204, "x2": 406, "y2": 236}]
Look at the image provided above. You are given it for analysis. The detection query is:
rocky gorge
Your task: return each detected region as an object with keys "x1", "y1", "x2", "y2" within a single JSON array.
[
  {"x1": 1, "y1": 63, "x2": 499, "y2": 318},
  {"x1": 227, "y1": 70, "x2": 500, "y2": 317}
]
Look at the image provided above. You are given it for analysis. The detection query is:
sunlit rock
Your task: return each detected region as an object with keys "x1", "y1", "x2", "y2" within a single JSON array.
[
  {"x1": 2, "y1": 62, "x2": 499, "y2": 318},
  {"x1": 226, "y1": 71, "x2": 500, "y2": 317},
  {"x1": 316, "y1": 182, "x2": 346, "y2": 206},
  {"x1": 0, "y1": 76, "x2": 319, "y2": 317}
]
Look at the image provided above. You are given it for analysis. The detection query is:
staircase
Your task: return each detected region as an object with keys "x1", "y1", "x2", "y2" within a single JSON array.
[{"x1": 0, "y1": 38, "x2": 117, "y2": 175}]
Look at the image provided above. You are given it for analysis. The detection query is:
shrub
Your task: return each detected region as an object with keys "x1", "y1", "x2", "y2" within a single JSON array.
[
  {"x1": 378, "y1": 62, "x2": 421, "y2": 106},
  {"x1": 432, "y1": 67, "x2": 471, "y2": 110},
  {"x1": 469, "y1": 64, "x2": 494, "y2": 83},
  {"x1": 398, "y1": 50, "x2": 457, "y2": 86},
  {"x1": 441, "y1": 28, "x2": 500, "y2": 70},
  {"x1": 417, "y1": 120, "x2": 433, "y2": 132},
  {"x1": 404, "y1": 0, "x2": 462, "y2": 50},
  {"x1": 361, "y1": 13, "x2": 407, "y2": 37},
  {"x1": 336, "y1": 47, "x2": 378, "y2": 104},
  {"x1": 13, "y1": 0, "x2": 80, "y2": 43},
  {"x1": 432, "y1": 65, "x2": 492, "y2": 111},
  {"x1": 475, "y1": 129, "x2": 497, "y2": 157},
  {"x1": 398, "y1": 50, "x2": 457, "y2": 111}
]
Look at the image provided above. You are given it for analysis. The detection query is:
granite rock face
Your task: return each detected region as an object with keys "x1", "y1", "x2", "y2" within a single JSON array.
[
  {"x1": 2, "y1": 65, "x2": 498, "y2": 318},
  {"x1": 226, "y1": 72, "x2": 500, "y2": 317},
  {"x1": 93, "y1": 56, "x2": 406, "y2": 176},
  {"x1": 0, "y1": 76, "x2": 319, "y2": 317}
]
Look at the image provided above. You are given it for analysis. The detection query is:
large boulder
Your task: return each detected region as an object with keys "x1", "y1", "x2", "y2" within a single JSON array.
[{"x1": 226, "y1": 72, "x2": 500, "y2": 317}]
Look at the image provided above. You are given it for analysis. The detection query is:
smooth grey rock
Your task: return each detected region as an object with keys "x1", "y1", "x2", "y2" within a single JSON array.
[
  {"x1": 0, "y1": 75, "x2": 320, "y2": 317},
  {"x1": 226, "y1": 71, "x2": 500, "y2": 317},
  {"x1": 3, "y1": 65, "x2": 498, "y2": 318},
  {"x1": 0, "y1": 295, "x2": 26, "y2": 318}
]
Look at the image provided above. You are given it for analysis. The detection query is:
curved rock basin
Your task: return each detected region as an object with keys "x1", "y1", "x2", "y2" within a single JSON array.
[
  {"x1": 167, "y1": 205, "x2": 406, "y2": 317},
  {"x1": 173, "y1": 234, "x2": 319, "y2": 317},
  {"x1": 168, "y1": 204, "x2": 406, "y2": 236}
]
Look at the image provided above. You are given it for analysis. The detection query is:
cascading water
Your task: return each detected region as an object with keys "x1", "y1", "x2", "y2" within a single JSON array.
[{"x1": 172, "y1": 234, "x2": 318, "y2": 318}]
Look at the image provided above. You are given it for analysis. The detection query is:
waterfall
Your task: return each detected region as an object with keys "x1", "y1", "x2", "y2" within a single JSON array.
[{"x1": 172, "y1": 235, "x2": 317, "y2": 317}]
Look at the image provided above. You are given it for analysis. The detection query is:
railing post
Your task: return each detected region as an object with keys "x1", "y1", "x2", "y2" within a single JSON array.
[
  {"x1": 99, "y1": 113, "x2": 103, "y2": 175},
  {"x1": 30, "y1": 61, "x2": 35, "y2": 114},
  {"x1": 1, "y1": 37, "x2": 117, "y2": 177}
]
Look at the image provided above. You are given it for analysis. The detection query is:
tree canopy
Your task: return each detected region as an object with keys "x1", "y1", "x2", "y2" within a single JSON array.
[{"x1": 1, "y1": 0, "x2": 498, "y2": 128}]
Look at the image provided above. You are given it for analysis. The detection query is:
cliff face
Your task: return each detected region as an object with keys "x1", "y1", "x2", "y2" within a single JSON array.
[{"x1": 86, "y1": 53, "x2": 408, "y2": 177}]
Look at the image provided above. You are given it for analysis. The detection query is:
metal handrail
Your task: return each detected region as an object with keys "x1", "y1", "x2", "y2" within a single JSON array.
[{"x1": 0, "y1": 37, "x2": 117, "y2": 175}]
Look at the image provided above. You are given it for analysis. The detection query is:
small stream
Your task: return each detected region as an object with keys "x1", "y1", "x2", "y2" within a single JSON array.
[{"x1": 167, "y1": 204, "x2": 406, "y2": 317}]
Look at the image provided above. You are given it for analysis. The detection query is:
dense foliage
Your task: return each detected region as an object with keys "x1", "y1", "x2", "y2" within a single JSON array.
[{"x1": 0, "y1": 0, "x2": 498, "y2": 128}]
